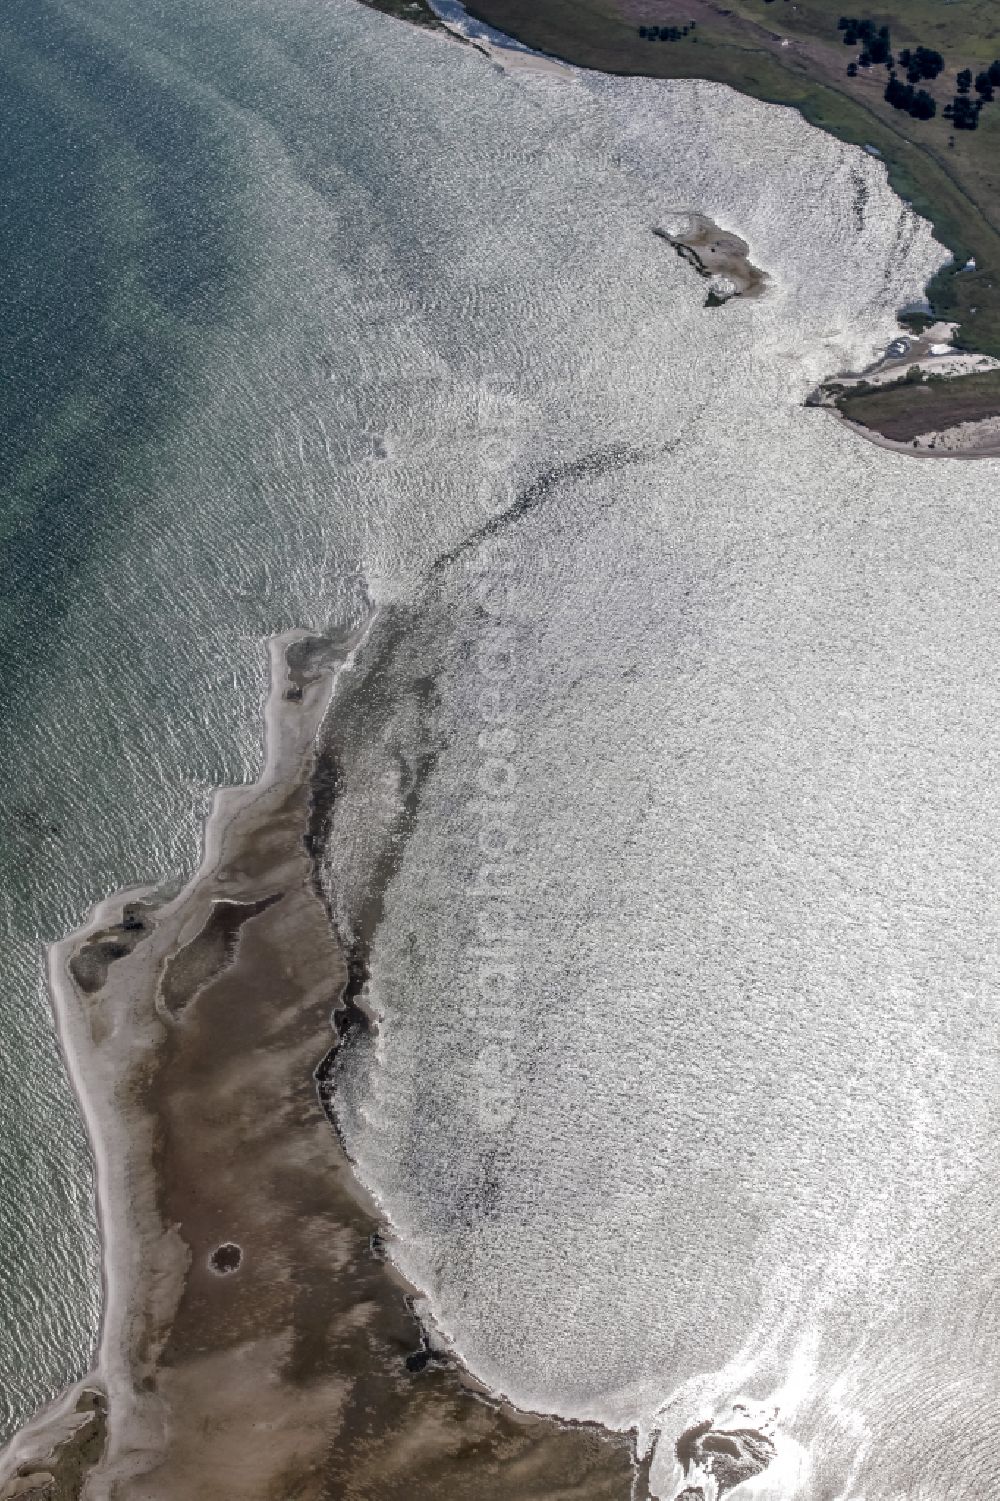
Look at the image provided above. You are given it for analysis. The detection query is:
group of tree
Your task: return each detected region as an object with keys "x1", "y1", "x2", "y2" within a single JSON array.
[
  {"x1": 944, "y1": 93, "x2": 983, "y2": 130},
  {"x1": 840, "y1": 16, "x2": 1000, "y2": 132},
  {"x1": 884, "y1": 75, "x2": 936, "y2": 119},
  {"x1": 897, "y1": 46, "x2": 944, "y2": 83},
  {"x1": 838, "y1": 19, "x2": 946, "y2": 81},
  {"x1": 637, "y1": 23, "x2": 694, "y2": 41},
  {"x1": 838, "y1": 17, "x2": 892, "y2": 67},
  {"x1": 943, "y1": 60, "x2": 1000, "y2": 127},
  {"x1": 973, "y1": 70, "x2": 992, "y2": 100}
]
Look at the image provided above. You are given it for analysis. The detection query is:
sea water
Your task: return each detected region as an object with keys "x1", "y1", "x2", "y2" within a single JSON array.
[{"x1": 2, "y1": 0, "x2": 996, "y2": 1496}]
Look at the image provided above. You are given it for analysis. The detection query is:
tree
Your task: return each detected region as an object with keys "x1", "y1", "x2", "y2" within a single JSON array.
[
  {"x1": 957, "y1": 68, "x2": 973, "y2": 93},
  {"x1": 911, "y1": 47, "x2": 943, "y2": 80},
  {"x1": 975, "y1": 71, "x2": 995, "y2": 101},
  {"x1": 885, "y1": 76, "x2": 914, "y2": 111},
  {"x1": 883, "y1": 78, "x2": 935, "y2": 120},
  {"x1": 946, "y1": 94, "x2": 980, "y2": 129}
]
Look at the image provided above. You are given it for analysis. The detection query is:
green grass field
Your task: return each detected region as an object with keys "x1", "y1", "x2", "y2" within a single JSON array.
[{"x1": 458, "y1": 0, "x2": 1000, "y2": 357}]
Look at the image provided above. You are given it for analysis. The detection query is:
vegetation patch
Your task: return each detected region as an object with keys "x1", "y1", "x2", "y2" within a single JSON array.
[{"x1": 836, "y1": 367, "x2": 1000, "y2": 441}]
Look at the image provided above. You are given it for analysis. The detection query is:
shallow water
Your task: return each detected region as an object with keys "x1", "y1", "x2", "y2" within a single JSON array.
[{"x1": 3, "y1": 0, "x2": 997, "y2": 1494}]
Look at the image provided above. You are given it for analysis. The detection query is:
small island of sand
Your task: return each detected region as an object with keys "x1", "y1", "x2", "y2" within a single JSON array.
[{"x1": 654, "y1": 214, "x2": 768, "y2": 306}]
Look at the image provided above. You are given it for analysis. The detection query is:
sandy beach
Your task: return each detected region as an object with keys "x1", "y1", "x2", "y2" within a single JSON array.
[{"x1": 0, "y1": 629, "x2": 636, "y2": 1501}]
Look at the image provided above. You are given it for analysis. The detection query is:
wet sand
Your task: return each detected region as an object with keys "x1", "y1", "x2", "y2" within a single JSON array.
[{"x1": 0, "y1": 630, "x2": 636, "y2": 1500}]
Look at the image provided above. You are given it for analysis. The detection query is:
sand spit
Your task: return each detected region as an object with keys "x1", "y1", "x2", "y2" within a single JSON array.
[
  {"x1": 0, "y1": 629, "x2": 635, "y2": 1501},
  {"x1": 808, "y1": 392, "x2": 1000, "y2": 459},
  {"x1": 806, "y1": 325, "x2": 1000, "y2": 457}
]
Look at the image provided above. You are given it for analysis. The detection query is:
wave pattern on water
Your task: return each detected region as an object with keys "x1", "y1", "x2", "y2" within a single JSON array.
[{"x1": 3, "y1": 1, "x2": 997, "y2": 1496}]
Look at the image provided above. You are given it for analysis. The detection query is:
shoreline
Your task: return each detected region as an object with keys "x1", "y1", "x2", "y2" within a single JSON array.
[
  {"x1": 826, "y1": 411, "x2": 1000, "y2": 462},
  {"x1": 0, "y1": 627, "x2": 351, "y2": 1496},
  {"x1": 440, "y1": 0, "x2": 1000, "y2": 363},
  {"x1": 804, "y1": 329, "x2": 1000, "y2": 456},
  {"x1": 0, "y1": 626, "x2": 637, "y2": 1501},
  {"x1": 426, "y1": 0, "x2": 574, "y2": 76},
  {"x1": 373, "y1": 0, "x2": 1000, "y2": 462}
]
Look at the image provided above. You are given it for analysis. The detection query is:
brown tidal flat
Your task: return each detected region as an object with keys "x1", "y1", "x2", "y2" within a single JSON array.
[
  {"x1": 653, "y1": 216, "x2": 767, "y2": 306},
  {"x1": 0, "y1": 630, "x2": 636, "y2": 1501}
]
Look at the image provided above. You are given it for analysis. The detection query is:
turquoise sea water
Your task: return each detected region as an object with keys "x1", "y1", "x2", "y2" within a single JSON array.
[{"x1": 0, "y1": 0, "x2": 379, "y2": 1433}]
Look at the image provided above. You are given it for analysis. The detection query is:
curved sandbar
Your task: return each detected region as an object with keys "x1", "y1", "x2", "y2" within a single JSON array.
[{"x1": 0, "y1": 630, "x2": 635, "y2": 1501}]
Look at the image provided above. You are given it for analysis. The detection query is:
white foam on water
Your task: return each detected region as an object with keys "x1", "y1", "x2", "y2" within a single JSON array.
[{"x1": 313, "y1": 11, "x2": 1000, "y2": 1498}]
